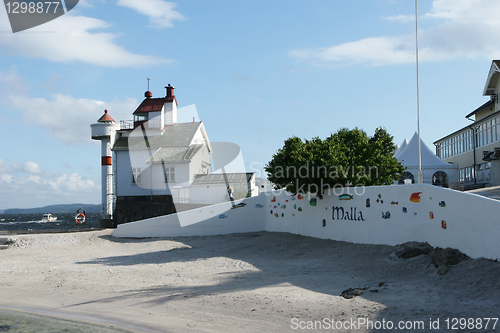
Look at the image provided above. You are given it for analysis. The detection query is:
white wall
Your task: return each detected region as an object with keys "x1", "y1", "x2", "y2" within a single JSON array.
[
  {"x1": 115, "y1": 150, "x2": 151, "y2": 197},
  {"x1": 113, "y1": 184, "x2": 500, "y2": 260},
  {"x1": 113, "y1": 196, "x2": 266, "y2": 237}
]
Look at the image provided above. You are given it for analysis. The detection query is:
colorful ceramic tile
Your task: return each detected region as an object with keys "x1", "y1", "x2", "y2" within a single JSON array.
[
  {"x1": 382, "y1": 211, "x2": 390, "y2": 219},
  {"x1": 441, "y1": 220, "x2": 447, "y2": 229},
  {"x1": 310, "y1": 198, "x2": 317, "y2": 206},
  {"x1": 391, "y1": 201, "x2": 398, "y2": 205},
  {"x1": 322, "y1": 219, "x2": 326, "y2": 227},
  {"x1": 402, "y1": 207, "x2": 407, "y2": 213},
  {"x1": 429, "y1": 212, "x2": 434, "y2": 219},
  {"x1": 255, "y1": 204, "x2": 263, "y2": 208},
  {"x1": 219, "y1": 214, "x2": 228, "y2": 219},
  {"x1": 410, "y1": 192, "x2": 422, "y2": 203},
  {"x1": 339, "y1": 194, "x2": 353, "y2": 200},
  {"x1": 298, "y1": 207, "x2": 303, "y2": 212},
  {"x1": 366, "y1": 198, "x2": 370, "y2": 207},
  {"x1": 439, "y1": 201, "x2": 446, "y2": 207}
]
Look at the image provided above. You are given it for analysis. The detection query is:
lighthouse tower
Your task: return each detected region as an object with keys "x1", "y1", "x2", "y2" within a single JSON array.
[{"x1": 91, "y1": 110, "x2": 121, "y2": 223}]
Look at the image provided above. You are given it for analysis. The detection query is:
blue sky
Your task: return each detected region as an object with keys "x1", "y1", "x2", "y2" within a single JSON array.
[{"x1": 0, "y1": 0, "x2": 499, "y2": 209}]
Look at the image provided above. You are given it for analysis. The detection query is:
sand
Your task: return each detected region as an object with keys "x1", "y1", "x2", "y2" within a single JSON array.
[{"x1": 1, "y1": 230, "x2": 500, "y2": 332}]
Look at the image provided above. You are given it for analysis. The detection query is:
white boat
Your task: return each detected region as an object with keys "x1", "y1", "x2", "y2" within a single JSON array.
[{"x1": 41, "y1": 213, "x2": 57, "y2": 222}]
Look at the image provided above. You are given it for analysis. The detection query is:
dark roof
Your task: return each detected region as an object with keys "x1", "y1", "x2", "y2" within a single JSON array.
[
  {"x1": 146, "y1": 144, "x2": 204, "y2": 163},
  {"x1": 465, "y1": 99, "x2": 494, "y2": 119},
  {"x1": 112, "y1": 122, "x2": 202, "y2": 150},
  {"x1": 97, "y1": 109, "x2": 115, "y2": 122},
  {"x1": 133, "y1": 96, "x2": 177, "y2": 114},
  {"x1": 191, "y1": 173, "x2": 255, "y2": 186}
]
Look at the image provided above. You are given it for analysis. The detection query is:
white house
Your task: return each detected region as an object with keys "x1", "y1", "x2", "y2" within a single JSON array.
[
  {"x1": 91, "y1": 84, "x2": 257, "y2": 223},
  {"x1": 434, "y1": 60, "x2": 500, "y2": 189},
  {"x1": 110, "y1": 85, "x2": 213, "y2": 204}
]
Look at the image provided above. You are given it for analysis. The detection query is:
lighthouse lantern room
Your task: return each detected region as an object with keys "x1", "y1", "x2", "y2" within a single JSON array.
[{"x1": 91, "y1": 110, "x2": 121, "y2": 223}]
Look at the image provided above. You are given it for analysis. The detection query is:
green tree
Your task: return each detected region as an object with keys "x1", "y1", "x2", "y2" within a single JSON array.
[{"x1": 264, "y1": 127, "x2": 404, "y2": 197}]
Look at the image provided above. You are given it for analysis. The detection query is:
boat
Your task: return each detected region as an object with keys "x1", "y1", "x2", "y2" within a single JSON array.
[{"x1": 41, "y1": 213, "x2": 57, "y2": 222}]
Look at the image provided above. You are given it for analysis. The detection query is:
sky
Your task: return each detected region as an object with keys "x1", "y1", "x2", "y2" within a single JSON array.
[{"x1": 1, "y1": 0, "x2": 500, "y2": 210}]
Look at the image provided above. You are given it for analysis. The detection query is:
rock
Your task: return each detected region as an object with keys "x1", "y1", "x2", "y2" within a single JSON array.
[
  {"x1": 432, "y1": 247, "x2": 468, "y2": 267},
  {"x1": 395, "y1": 241, "x2": 434, "y2": 259},
  {"x1": 341, "y1": 287, "x2": 367, "y2": 299}
]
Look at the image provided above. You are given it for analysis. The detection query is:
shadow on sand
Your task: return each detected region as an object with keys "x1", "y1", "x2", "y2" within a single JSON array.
[{"x1": 76, "y1": 232, "x2": 500, "y2": 331}]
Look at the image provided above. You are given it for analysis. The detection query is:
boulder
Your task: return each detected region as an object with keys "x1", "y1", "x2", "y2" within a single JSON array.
[
  {"x1": 432, "y1": 247, "x2": 468, "y2": 267},
  {"x1": 395, "y1": 241, "x2": 434, "y2": 259}
]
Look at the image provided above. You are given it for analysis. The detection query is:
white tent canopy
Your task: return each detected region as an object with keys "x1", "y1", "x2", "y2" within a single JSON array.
[
  {"x1": 394, "y1": 138, "x2": 408, "y2": 158},
  {"x1": 396, "y1": 133, "x2": 458, "y2": 186}
]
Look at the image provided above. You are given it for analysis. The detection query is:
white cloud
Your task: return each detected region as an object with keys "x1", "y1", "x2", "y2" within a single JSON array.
[
  {"x1": 290, "y1": 0, "x2": 500, "y2": 67},
  {"x1": 0, "y1": 8, "x2": 172, "y2": 67},
  {"x1": 1, "y1": 70, "x2": 138, "y2": 145},
  {"x1": 116, "y1": 0, "x2": 185, "y2": 29},
  {"x1": 0, "y1": 159, "x2": 98, "y2": 208}
]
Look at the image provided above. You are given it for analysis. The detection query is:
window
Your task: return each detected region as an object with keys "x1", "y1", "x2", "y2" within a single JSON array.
[
  {"x1": 459, "y1": 166, "x2": 475, "y2": 183},
  {"x1": 134, "y1": 113, "x2": 148, "y2": 122},
  {"x1": 164, "y1": 167, "x2": 175, "y2": 182},
  {"x1": 132, "y1": 167, "x2": 142, "y2": 184},
  {"x1": 398, "y1": 171, "x2": 414, "y2": 184},
  {"x1": 432, "y1": 171, "x2": 448, "y2": 187}
]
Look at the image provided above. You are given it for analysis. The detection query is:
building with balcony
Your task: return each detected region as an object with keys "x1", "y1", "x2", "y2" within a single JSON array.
[
  {"x1": 434, "y1": 60, "x2": 500, "y2": 189},
  {"x1": 91, "y1": 84, "x2": 257, "y2": 224}
]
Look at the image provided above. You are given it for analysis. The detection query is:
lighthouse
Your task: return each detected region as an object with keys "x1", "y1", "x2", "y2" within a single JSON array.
[{"x1": 91, "y1": 110, "x2": 121, "y2": 225}]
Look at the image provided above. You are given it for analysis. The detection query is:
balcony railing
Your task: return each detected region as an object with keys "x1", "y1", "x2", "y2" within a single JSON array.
[
  {"x1": 120, "y1": 119, "x2": 163, "y2": 130},
  {"x1": 120, "y1": 120, "x2": 134, "y2": 130}
]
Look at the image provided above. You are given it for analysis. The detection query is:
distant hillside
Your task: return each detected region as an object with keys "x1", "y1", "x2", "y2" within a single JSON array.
[{"x1": 4, "y1": 204, "x2": 101, "y2": 214}]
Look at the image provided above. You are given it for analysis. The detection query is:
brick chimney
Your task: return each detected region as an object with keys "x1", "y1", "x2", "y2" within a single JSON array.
[{"x1": 165, "y1": 84, "x2": 175, "y2": 98}]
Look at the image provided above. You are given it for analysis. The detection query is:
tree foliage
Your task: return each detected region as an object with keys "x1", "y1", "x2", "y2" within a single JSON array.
[{"x1": 264, "y1": 127, "x2": 404, "y2": 197}]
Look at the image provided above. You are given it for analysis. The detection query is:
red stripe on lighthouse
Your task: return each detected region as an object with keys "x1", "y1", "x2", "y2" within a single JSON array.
[{"x1": 102, "y1": 156, "x2": 112, "y2": 166}]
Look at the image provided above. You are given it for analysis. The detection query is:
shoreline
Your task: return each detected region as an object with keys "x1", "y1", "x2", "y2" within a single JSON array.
[
  {"x1": 0, "y1": 228, "x2": 104, "y2": 236},
  {"x1": 0, "y1": 306, "x2": 162, "y2": 333},
  {"x1": 2, "y1": 229, "x2": 500, "y2": 332}
]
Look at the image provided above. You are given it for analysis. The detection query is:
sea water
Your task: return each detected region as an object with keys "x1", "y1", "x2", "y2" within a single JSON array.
[
  {"x1": 0, "y1": 309, "x2": 129, "y2": 332},
  {"x1": 0, "y1": 213, "x2": 101, "y2": 233}
]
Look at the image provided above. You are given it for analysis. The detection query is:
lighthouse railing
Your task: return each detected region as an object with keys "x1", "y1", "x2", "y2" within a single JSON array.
[{"x1": 120, "y1": 120, "x2": 134, "y2": 130}]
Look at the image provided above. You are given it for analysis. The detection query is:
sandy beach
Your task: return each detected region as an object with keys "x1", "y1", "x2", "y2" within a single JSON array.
[{"x1": 1, "y1": 230, "x2": 500, "y2": 332}]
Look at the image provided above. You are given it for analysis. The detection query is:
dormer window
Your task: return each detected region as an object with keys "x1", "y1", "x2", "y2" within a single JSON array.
[{"x1": 134, "y1": 113, "x2": 149, "y2": 122}]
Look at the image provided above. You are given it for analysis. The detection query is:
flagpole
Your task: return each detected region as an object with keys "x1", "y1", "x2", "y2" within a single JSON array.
[
  {"x1": 260, "y1": 130, "x2": 264, "y2": 179},
  {"x1": 415, "y1": 0, "x2": 423, "y2": 183}
]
